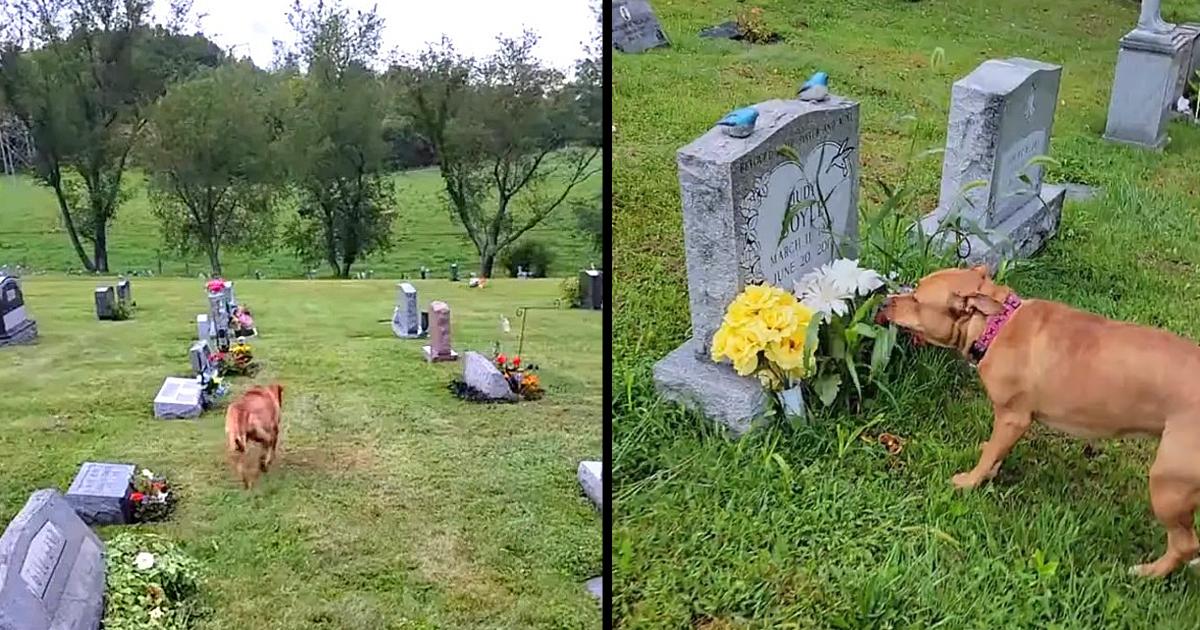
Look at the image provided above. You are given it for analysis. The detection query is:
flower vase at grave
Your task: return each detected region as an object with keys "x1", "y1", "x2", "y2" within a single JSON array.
[{"x1": 776, "y1": 386, "x2": 806, "y2": 423}]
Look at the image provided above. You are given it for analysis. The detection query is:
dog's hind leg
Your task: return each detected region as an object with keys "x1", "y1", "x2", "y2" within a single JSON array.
[
  {"x1": 1132, "y1": 425, "x2": 1200, "y2": 578},
  {"x1": 259, "y1": 436, "x2": 276, "y2": 473}
]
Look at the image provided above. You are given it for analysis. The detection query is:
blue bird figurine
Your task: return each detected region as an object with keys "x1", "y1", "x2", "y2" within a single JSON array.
[
  {"x1": 797, "y1": 71, "x2": 829, "y2": 102},
  {"x1": 715, "y1": 106, "x2": 758, "y2": 138}
]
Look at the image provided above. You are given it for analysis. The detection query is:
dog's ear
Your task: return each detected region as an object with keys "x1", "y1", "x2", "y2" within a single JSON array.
[
  {"x1": 951, "y1": 292, "x2": 1005, "y2": 317},
  {"x1": 969, "y1": 264, "x2": 991, "y2": 279}
]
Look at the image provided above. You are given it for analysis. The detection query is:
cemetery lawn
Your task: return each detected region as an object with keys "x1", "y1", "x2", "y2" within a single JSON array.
[
  {"x1": 614, "y1": 0, "x2": 1200, "y2": 627},
  {"x1": 0, "y1": 277, "x2": 601, "y2": 629},
  {"x1": 0, "y1": 162, "x2": 600, "y2": 278}
]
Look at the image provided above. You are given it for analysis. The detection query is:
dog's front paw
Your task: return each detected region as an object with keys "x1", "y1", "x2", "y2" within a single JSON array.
[{"x1": 951, "y1": 472, "x2": 980, "y2": 490}]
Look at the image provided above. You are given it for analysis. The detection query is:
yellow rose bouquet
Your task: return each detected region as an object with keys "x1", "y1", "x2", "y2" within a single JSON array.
[{"x1": 710, "y1": 284, "x2": 817, "y2": 419}]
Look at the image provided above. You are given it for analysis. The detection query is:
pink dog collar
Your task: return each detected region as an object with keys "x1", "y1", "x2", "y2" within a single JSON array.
[{"x1": 970, "y1": 293, "x2": 1021, "y2": 360}]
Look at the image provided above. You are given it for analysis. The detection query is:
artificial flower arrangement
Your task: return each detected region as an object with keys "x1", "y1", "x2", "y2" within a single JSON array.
[
  {"x1": 205, "y1": 278, "x2": 226, "y2": 294},
  {"x1": 199, "y1": 372, "x2": 228, "y2": 408},
  {"x1": 494, "y1": 353, "x2": 544, "y2": 401},
  {"x1": 103, "y1": 532, "x2": 206, "y2": 629},
  {"x1": 710, "y1": 259, "x2": 899, "y2": 419},
  {"x1": 209, "y1": 337, "x2": 258, "y2": 377},
  {"x1": 231, "y1": 305, "x2": 256, "y2": 337},
  {"x1": 129, "y1": 468, "x2": 178, "y2": 523}
]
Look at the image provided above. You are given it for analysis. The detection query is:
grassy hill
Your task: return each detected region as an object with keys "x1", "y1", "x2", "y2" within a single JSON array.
[
  {"x1": 0, "y1": 277, "x2": 601, "y2": 628},
  {"x1": 0, "y1": 165, "x2": 600, "y2": 279},
  {"x1": 614, "y1": 0, "x2": 1200, "y2": 627}
]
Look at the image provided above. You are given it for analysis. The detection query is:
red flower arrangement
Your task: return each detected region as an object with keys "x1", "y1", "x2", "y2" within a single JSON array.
[
  {"x1": 494, "y1": 353, "x2": 544, "y2": 401},
  {"x1": 206, "y1": 278, "x2": 226, "y2": 294},
  {"x1": 129, "y1": 468, "x2": 177, "y2": 523}
]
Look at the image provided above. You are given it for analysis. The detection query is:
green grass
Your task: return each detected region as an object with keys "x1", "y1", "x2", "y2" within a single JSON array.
[
  {"x1": 0, "y1": 277, "x2": 600, "y2": 628},
  {"x1": 614, "y1": 0, "x2": 1200, "y2": 627},
  {"x1": 0, "y1": 165, "x2": 601, "y2": 279}
]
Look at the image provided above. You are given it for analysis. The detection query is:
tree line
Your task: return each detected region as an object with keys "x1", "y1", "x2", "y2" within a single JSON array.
[{"x1": 0, "y1": 0, "x2": 601, "y2": 278}]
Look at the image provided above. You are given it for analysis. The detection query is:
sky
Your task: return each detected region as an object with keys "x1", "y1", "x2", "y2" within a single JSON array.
[{"x1": 157, "y1": 0, "x2": 596, "y2": 72}]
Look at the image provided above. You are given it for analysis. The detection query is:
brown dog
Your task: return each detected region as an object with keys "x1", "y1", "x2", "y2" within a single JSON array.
[
  {"x1": 224, "y1": 383, "x2": 283, "y2": 490},
  {"x1": 881, "y1": 265, "x2": 1200, "y2": 577}
]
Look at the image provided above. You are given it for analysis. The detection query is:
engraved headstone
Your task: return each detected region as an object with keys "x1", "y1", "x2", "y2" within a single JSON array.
[
  {"x1": 577, "y1": 460, "x2": 603, "y2": 509},
  {"x1": 196, "y1": 314, "x2": 211, "y2": 341},
  {"x1": 207, "y1": 291, "x2": 230, "y2": 351},
  {"x1": 579, "y1": 270, "x2": 603, "y2": 310},
  {"x1": 64, "y1": 462, "x2": 134, "y2": 526},
  {"x1": 391, "y1": 282, "x2": 424, "y2": 338},
  {"x1": 461, "y1": 351, "x2": 514, "y2": 400},
  {"x1": 653, "y1": 97, "x2": 861, "y2": 433},
  {"x1": 189, "y1": 340, "x2": 214, "y2": 377},
  {"x1": 612, "y1": 0, "x2": 670, "y2": 54},
  {"x1": 153, "y1": 377, "x2": 203, "y2": 419},
  {"x1": 0, "y1": 489, "x2": 105, "y2": 630},
  {"x1": 222, "y1": 281, "x2": 236, "y2": 307},
  {"x1": 115, "y1": 277, "x2": 131, "y2": 307},
  {"x1": 423, "y1": 301, "x2": 460, "y2": 362},
  {"x1": 0, "y1": 275, "x2": 37, "y2": 347},
  {"x1": 920, "y1": 58, "x2": 1067, "y2": 268},
  {"x1": 93, "y1": 286, "x2": 116, "y2": 321}
]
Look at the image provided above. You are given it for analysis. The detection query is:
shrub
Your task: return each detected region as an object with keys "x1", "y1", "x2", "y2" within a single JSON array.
[
  {"x1": 560, "y1": 276, "x2": 582, "y2": 307},
  {"x1": 103, "y1": 532, "x2": 208, "y2": 630},
  {"x1": 500, "y1": 240, "x2": 556, "y2": 278}
]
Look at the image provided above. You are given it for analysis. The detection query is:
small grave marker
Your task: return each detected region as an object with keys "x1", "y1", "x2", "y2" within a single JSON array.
[
  {"x1": 116, "y1": 277, "x2": 132, "y2": 307},
  {"x1": 577, "y1": 460, "x2": 603, "y2": 510},
  {"x1": 93, "y1": 286, "x2": 116, "y2": 321},
  {"x1": 64, "y1": 462, "x2": 135, "y2": 526},
  {"x1": 423, "y1": 301, "x2": 460, "y2": 362},
  {"x1": 612, "y1": 0, "x2": 670, "y2": 54},
  {"x1": 392, "y1": 282, "x2": 425, "y2": 338},
  {"x1": 579, "y1": 270, "x2": 603, "y2": 310},
  {"x1": 153, "y1": 377, "x2": 203, "y2": 419}
]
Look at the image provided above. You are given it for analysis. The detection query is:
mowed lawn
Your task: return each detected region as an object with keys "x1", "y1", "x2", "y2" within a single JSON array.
[
  {"x1": 614, "y1": 0, "x2": 1200, "y2": 628},
  {"x1": 0, "y1": 163, "x2": 600, "y2": 278},
  {"x1": 0, "y1": 277, "x2": 601, "y2": 629}
]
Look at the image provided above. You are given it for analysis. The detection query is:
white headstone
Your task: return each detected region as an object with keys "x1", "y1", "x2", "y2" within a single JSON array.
[{"x1": 153, "y1": 377, "x2": 203, "y2": 419}]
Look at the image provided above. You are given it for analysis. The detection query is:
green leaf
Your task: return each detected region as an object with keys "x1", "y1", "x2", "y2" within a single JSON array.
[
  {"x1": 814, "y1": 373, "x2": 841, "y2": 407},
  {"x1": 870, "y1": 325, "x2": 897, "y2": 376},
  {"x1": 771, "y1": 453, "x2": 794, "y2": 485},
  {"x1": 853, "y1": 322, "x2": 877, "y2": 339},
  {"x1": 844, "y1": 351, "x2": 863, "y2": 398},
  {"x1": 779, "y1": 199, "x2": 816, "y2": 246},
  {"x1": 804, "y1": 314, "x2": 823, "y2": 371},
  {"x1": 851, "y1": 293, "x2": 882, "y2": 325}
]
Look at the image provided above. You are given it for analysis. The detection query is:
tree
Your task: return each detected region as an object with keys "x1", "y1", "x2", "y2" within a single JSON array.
[
  {"x1": 143, "y1": 62, "x2": 283, "y2": 275},
  {"x1": 280, "y1": 0, "x2": 395, "y2": 279},
  {"x1": 0, "y1": 0, "x2": 222, "y2": 272},
  {"x1": 391, "y1": 33, "x2": 601, "y2": 277}
]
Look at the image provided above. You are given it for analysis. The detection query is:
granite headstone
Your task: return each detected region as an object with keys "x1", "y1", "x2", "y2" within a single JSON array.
[
  {"x1": 579, "y1": 270, "x2": 603, "y2": 310},
  {"x1": 0, "y1": 489, "x2": 105, "y2": 630},
  {"x1": 392, "y1": 282, "x2": 424, "y2": 338},
  {"x1": 462, "y1": 351, "x2": 515, "y2": 401},
  {"x1": 920, "y1": 58, "x2": 1067, "y2": 269},
  {"x1": 64, "y1": 462, "x2": 134, "y2": 526},
  {"x1": 612, "y1": 0, "x2": 670, "y2": 54},
  {"x1": 0, "y1": 275, "x2": 37, "y2": 347},
  {"x1": 153, "y1": 377, "x2": 203, "y2": 419},
  {"x1": 653, "y1": 97, "x2": 861, "y2": 433},
  {"x1": 577, "y1": 460, "x2": 603, "y2": 510},
  {"x1": 422, "y1": 301, "x2": 459, "y2": 362},
  {"x1": 93, "y1": 286, "x2": 116, "y2": 321},
  {"x1": 115, "y1": 278, "x2": 131, "y2": 307}
]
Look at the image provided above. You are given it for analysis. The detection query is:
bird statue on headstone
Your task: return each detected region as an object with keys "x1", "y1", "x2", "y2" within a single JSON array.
[
  {"x1": 715, "y1": 106, "x2": 759, "y2": 138},
  {"x1": 797, "y1": 71, "x2": 830, "y2": 102}
]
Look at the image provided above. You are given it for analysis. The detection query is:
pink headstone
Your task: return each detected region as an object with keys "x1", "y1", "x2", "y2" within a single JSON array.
[{"x1": 422, "y1": 300, "x2": 459, "y2": 362}]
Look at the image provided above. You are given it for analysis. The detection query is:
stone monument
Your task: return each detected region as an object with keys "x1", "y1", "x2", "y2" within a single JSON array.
[
  {"x1": 422, "y1": 301, "x2": 460, "y2": 362},
  {"x1": 919, "y1": 58, "x2": 1067, "y2": 269},
  {"x1": 579, "y1": 269, "x2": 603, "y2": 310},
  {"x1": 207, "y1": 290, "x2": 231, "y2": 352},
  {"x1": 391, "y1": 282, "x2": 425, "y2": 338},
  {"x1": 577, "y1": 460, "x2": 603, "y2": 510},
  {"x1": 116, "y1": 277, "x2": 132, "y2": 308},
  {"x1": 1104, "y1": 0, "x2": 1200, "y2": 148},
  {"x1": 153, "y1": 377, "x2": 203, "y2": 419},
  {"x1": 0, "y1": 489, "x2": 105, "y2": 630},
  {"x1": 64, "y1": 462, "x2": 135, "y2": 526},
  {"x1": 0, "y1": 275, "x2": 37, "y2": 347},
  {"x1": 653, "y1": 97, "x2": 861, "y2": 433},
  {"x1": 612, "y1": 0, "x2": 670, "y2": 54},
  {"x1": 93, "y1": 286, "x2": 116, "y2": 321}
]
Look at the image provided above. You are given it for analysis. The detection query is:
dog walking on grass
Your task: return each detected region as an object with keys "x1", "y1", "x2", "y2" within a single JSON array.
[{"x1": 225, "y1": 383, "x2": 283, "y2": 489}]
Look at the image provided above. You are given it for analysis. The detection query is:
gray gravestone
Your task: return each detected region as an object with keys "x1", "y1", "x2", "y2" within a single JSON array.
[
  {"x1": 462, "y1": 351, "x2": 516, "y2": 400},
  {"x1": 577, "y1": 460, "x2": 603, "y2": 510},
  {"x1": 0, "y1": 489, "x2": 105, "y2": 630},
  {"x1": 153, "y1": 377, "x2": 203, "y2": 419},
  {"x1": 189, "y1": 340, "x2": 214, "y2": 377},
  {"x1": 115, "y1": 278, "x2": 131, "y2": 307},
  {"x1": 392, "y1": 283, "x2": 424, "y2": 338},
  {"x1": 222, "y1": 281, "x2": 236, "y2": 307},
  {"x1": 422, "y1": 301, "x2": 460, "y2": 362},
  {"x1": 579, "y1": 270, "x2": 603, "y2": 310},
  {"x1": 196, "y1": 314, "x2": 211, "y2": 341},
  {"x1": 612, "y1": 0, "x2": 669, "y2": 54},
  {"x1": 207, "y1": 292, "x2": 230, "y2": 351},
  {"x1": 64, "y1": 462, "x2": 134, "y2": 526},
  {"x1": 653, "y1": 97, "x2": 860, "y2": 433},
  {"x1": 1104, "y1": 0, "x2": 1200, "y2": 148},
  {"x1": 0, "y1": 275, "x2": 37, "y2": 347},
  {"x1": 920, "y1": 58, "x2": 1067, "y2": 269},
  {"x1": 93, "y1": 286, "x2": 115, "y2": 321},
  {"x1": 450, "y1": 263, "x2": 459, "y2": 282}
]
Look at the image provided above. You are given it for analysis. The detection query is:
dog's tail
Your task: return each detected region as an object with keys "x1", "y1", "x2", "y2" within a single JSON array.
[{"x1": 225, "y1": 405, "x2": 248, "y2": 453}]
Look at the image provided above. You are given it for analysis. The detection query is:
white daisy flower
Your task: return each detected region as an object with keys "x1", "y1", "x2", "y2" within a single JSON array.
[
  {"x1": 798, "y1": 271, "x2": 852, "y2": 322},
  {"x1": 148, "y1": 608, "x2": 164, "y2": 620},
  {"x1": 824, "y1": 259, "x2": 885, "y2": 296},
  {"x1": 134, "y1": 552, "x2": 156, "y2": 571},
  {"x1": 141, "y1": 469, "x2": 154, "y2": 478}
]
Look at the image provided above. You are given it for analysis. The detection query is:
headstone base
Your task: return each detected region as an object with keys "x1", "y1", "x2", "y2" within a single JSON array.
[
  {"x1": 652, "y1": 337, "x2": 771, "y2": 436},
  {"x1": 1103, "y1": 26, "x2": 1200, "y2": 150},
  {"x1": 577, "y1": 460, "x2": 603, "y2": 510},
  {"x1": 0, "y1": 319, "x2": 37, "y2": 347},
  {"x1": 920, "y1": 184, "x2": 1065, "y2": 271},
  {"x1": 422, "y1": 345, "x2": 459, "y2": 362},
  {"x1": 153, "y1": 377, "x2": 204, "y2": 419}
]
